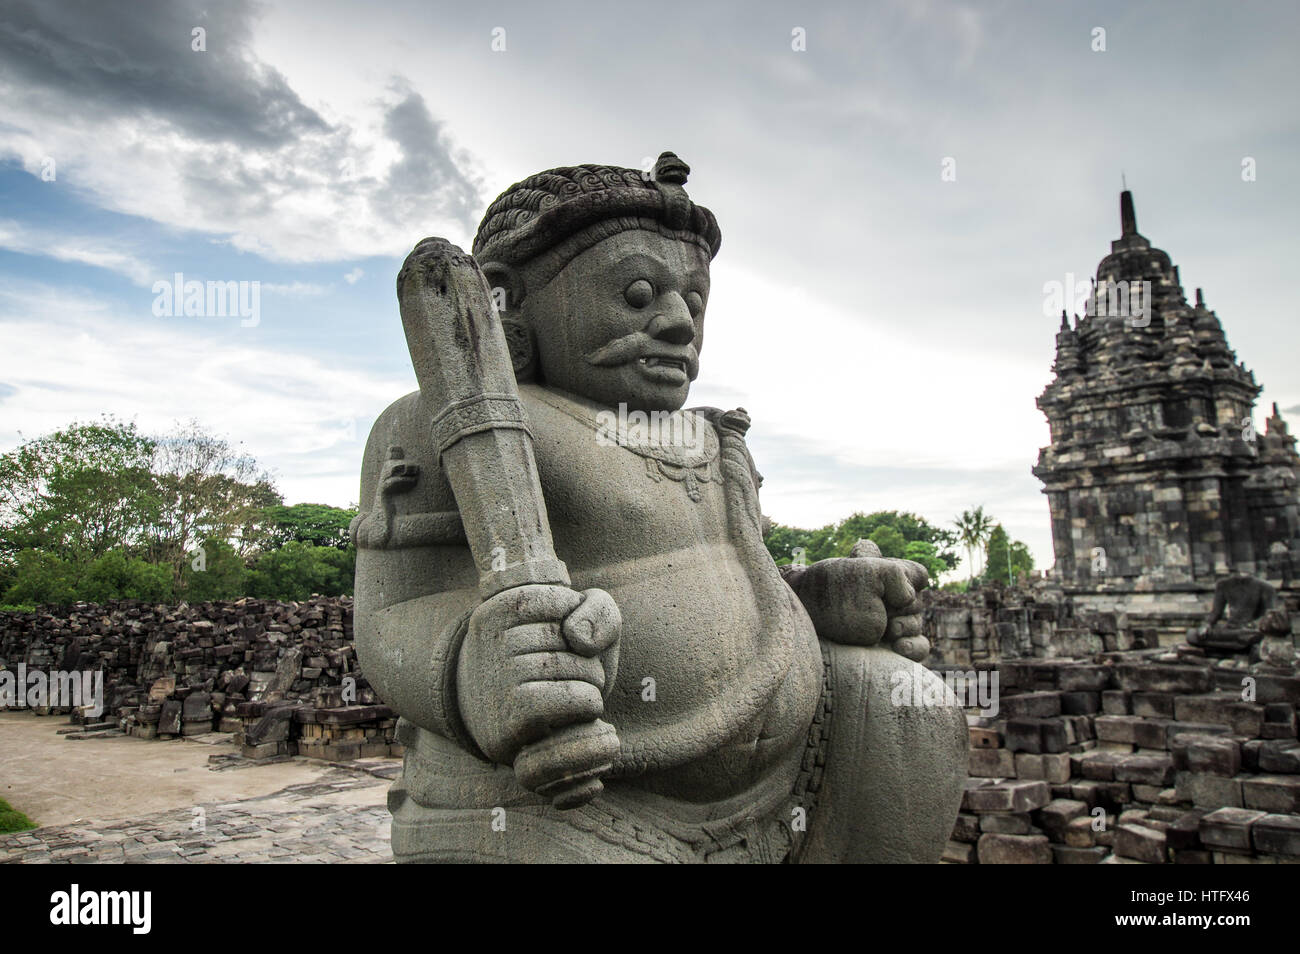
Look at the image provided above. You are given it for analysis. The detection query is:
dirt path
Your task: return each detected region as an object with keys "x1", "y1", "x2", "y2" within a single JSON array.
[{"x1": 1, "y1": 710, "x2": 389, "y2": 828}]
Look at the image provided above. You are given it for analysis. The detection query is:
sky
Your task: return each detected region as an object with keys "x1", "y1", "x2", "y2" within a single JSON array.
[{"x1": 1, "y1": 0, "x2": 1297, "y2": 577}]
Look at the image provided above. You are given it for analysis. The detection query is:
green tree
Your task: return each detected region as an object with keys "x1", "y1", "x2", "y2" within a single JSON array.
[
  {"x1": 143, "y1": 421, "x2": 281, "y2": 582},
  {"x1": 763, "y1": 522, "x2": 814, "y2": 565},
  {"x1": 0, "y1": 417, "x2": 158, "y2": 563},
  {"x1": 260, "y1": 503, "x2": 358, "y2": 549},
  {"x1": 0, "y1": 418, "x2": 282, "y2": 593},
  {"x1": 868, "y1": 525, "x2": 906, "y2": 558},
  {"x1": 2, "y1": 549, "x2": 78, "y2": 607},
  {"x1": 247, "y1": 542, "x2": 355, "y2": 601},
  {"x1": 80, "y1": 551, "x2": 174, "y2": 602},
  {"x1": 953, "y1": 506, "x2": 995, "y2": 581},
  {"x1": 764, "y1": 521, "x2": 838, "y2": 565},
  {"x1": 180, "y1": 539, "x2": 248, "y2": 601},
  {"x1": 902, "y1": 540, "x2": 948, "y2": 582},
  {"x1": 764, "y1": 510, "x2": 960, "y2": 579},
  {"x1": 835, "y1": 511, "x2": 960, "y2": 568},
  {"x1": 981, "y1": 524, "x2": 1035, "y2": 585}
]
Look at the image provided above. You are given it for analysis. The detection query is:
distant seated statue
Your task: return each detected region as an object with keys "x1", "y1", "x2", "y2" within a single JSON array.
[{"x1": 1188, "y1": 570, "x2": 1277, "y2": 655}]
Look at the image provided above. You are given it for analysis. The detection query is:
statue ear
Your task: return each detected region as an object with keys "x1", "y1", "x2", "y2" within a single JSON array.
[
  {"x1": 479, "y1": 261, "x2": 536, "y2": 382},
  {"x1": 479, "y1": 261, "x2": 525, "y2": 314}
]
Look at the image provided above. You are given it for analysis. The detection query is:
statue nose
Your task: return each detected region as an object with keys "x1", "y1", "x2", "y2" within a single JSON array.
[{"x1": 646, "y1": 304, "x2": 695, "y2": 346}]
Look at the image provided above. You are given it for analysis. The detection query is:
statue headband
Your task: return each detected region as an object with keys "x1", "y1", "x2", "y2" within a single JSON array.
[{"x1": 471, "y1": 152, "x2": 722, "y2": 270}]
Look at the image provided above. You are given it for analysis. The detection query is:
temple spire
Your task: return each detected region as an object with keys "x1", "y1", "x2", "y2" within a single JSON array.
[{"x1": 1120, "y1": 190, "x2": 1138, "y2": 236}]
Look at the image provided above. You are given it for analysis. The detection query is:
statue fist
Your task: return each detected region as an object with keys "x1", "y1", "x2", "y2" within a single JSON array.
[
  {"x1": 782, "y1": 557, "x2": 931, "y2": 661},
  {"x1": 457, "y1": 584, "x2": 621, "y2": 766}
]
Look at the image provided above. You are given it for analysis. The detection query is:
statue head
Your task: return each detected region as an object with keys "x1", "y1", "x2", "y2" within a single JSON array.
[{"x1": 472, "y1": 153, "x2": 721, "y2": 412}]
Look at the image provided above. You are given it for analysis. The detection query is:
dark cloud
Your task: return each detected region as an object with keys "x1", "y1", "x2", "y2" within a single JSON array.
[
  {"x1": 0, "y1": 0, "x2": 483, "y2": 260},
  {"x1": 0, "y1": 0, "x2": 329, "y2": 147},
  {"x1": 373, "y1": 85, "x2": 480, "y2": 233}
]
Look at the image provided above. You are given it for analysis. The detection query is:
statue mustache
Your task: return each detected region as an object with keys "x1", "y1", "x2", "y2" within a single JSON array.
[{"x1": 584, "y1": 332, "x2": 699, "y2": 377}]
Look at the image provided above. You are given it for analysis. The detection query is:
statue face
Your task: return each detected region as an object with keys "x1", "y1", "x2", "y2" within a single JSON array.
[{"x1": 521, "y1": 230, "x2": 710, "y2": 412}]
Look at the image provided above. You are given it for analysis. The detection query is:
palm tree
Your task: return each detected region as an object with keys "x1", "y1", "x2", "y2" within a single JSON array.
[{"x1": 953, "y1": 506, "x2": 995, "y2": 581}]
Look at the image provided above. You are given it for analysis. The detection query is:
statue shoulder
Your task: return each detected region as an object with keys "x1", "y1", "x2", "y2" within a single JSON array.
[
  {"x1": 690, "y1": 405, "x2": 763, "y2": 491},
  {"x1": 360, "y1": 391, "x2": 428, "y2": 489},
  {"x1": 354, "y1": 390, "x2": 462, "y2": 551}
]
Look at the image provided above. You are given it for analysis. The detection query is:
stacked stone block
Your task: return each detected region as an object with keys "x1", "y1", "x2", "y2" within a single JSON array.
[
  {"x1": 922, "y1": 583, "x2": 1155, "y2": 667},
  {"x1": 944, "y1": 653, "x2": 1300, "y2": 863}
]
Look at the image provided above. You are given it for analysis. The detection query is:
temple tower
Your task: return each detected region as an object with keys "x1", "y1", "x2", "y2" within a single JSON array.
[{"x1": 1033, "y1": 192, "x2": 1300, "y2": 632}]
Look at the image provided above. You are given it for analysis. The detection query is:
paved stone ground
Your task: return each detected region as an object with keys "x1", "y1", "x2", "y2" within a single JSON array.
[{"x1": 1, "y1": 757, "x2": 397, "y2": 864}]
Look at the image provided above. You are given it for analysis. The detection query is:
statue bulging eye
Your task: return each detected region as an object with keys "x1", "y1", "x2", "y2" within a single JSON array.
[
  {"x1": 624, "y1": 279, "x2": 654, "y2": 308},
  {"x1": 685, "y1": 291, "x2": 704, "y2": 317}
]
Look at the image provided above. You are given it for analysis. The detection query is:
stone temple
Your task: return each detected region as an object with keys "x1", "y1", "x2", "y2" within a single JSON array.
[{"x1": 1034, "y1": 191, "x2": 1300, "y2": 635}]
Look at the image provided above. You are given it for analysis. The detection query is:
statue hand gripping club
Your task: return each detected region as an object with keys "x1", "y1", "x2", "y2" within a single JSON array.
[{"x1": 396, "y1": 237, "x2": 620, "y2": 809}]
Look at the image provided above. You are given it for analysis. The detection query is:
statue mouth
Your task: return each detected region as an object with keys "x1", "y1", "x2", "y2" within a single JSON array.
[
  {"x1": 637, "y1": 355, "x2": 689, "y2": 386},
  {"x1": 585, "y1": 332, "x2": 698, "y2": 383}
]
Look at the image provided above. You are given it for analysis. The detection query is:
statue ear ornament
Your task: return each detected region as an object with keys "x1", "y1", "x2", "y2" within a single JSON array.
[
  {"x1": 501, "y1": 316, "x2": 538, "y2": 382},
  {"x1": 477, "y1": 259, "x2": 535, "y2": 382}
]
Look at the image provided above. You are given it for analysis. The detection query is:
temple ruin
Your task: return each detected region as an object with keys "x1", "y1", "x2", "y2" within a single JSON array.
[{"x1": 1034, "y1": 191, "x2": 1300, "y2": 636}]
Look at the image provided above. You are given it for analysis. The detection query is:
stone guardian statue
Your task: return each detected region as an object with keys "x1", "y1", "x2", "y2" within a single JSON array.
[{"x1": 353, "y1": 152, "x2": 967, "y2": 863}]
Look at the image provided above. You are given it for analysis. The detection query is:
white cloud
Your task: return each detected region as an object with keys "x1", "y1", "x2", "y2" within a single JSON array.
[
  {"x1": 0, "y1": 219, "x2": 156, "y2": 286},
  {"x1": 0, "y1": 1, "x2": 483, "y2": 264},
  {"x1": 0, "y1": 282, "x2": 413, "y2": 507},
  {"x1": 262, "y1": 281, "x2": 331, "y2": 296},
  {"x1": 344, "y1": 267, "x2": 364, "y2": 284},
  {"x1": 691, "y1": 261, "x2": 1055, "y2": 566}
]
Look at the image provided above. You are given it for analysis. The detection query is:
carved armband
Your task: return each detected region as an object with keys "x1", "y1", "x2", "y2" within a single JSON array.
[{"x1": 431, "y1": 393, "x2": 532, "y2": 462}]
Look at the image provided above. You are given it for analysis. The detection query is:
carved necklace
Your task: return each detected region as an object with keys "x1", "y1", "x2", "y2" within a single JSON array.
[{"x1": 529, "y1": 388, "x2": 723, "y2": 502}]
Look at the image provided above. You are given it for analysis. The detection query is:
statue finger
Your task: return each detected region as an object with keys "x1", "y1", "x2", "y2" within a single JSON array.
[
  {"x1": 474, "y1": 583, "x2": 584, "y2": 638},
  {"x1": 880, "y1": 563, "x2": 917, "y2": 610},
  {"x1": 502, "y1": 618, "x2": 567, "y2": 645},
  {"x1": 892, "y1": 635, "x2": 930, "y2": 662},
  {"x1": 887, "y1": 615, "x2": 923, "y2": 640},
  {"x1": 855, "y1": 597, "x2": 890, "y2": 645},
  {"x1": 892, "y1": 597, "x2": 923, "y2": 617},
  {"x1": 562, "y1": 588, "x2": 622, "y2": 657},
  {"x1": 901, "y1": 559, "x2": 930, "y2": 593},
  {"x1": 506, "y1": 680, "x2": 605, "y2": 745},
  {"x1": 509, "y1": 651, "x2": 607, "y2": 692}
]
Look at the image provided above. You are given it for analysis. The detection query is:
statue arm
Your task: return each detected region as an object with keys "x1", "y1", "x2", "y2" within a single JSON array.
[
  {"x1": 353, "y1": 562, "x2": 483, "y2": 755},
  {"x1": 351, "y1": 397, "x2": 485, "y2": 756},
  {"x1": 1206, "y1": 587, "x2": 1227, "y2": 625}
]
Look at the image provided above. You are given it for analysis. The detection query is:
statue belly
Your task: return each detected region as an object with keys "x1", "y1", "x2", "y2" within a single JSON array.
[
  {"x1": 575, "y1": 544, "x2": 813, "y2": 800},
  {"x1": 531, "y1": 391, "x2": 819, "y2": 801},
  {"x1": 582, "y1": 543, "x2": 762, "y2": 719}
]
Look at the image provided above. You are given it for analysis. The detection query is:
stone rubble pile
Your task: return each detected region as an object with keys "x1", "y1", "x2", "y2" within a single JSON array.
[
  {"x1": 0, "y1": 597, "x2": 400, "y2": 761},
  {"x1": 8, "y1": 599, "x2": 1299, "y2": 861},
  {"x1": 943, "y1": 653, "x2": 1300, "y2": 864}
]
